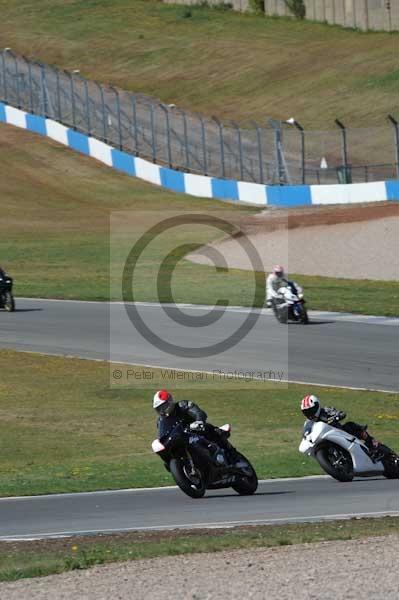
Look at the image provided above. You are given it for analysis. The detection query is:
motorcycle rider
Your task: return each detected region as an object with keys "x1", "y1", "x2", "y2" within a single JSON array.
[
  {"x1": 266, "y1": 265, "x2": 288, "y2": 307},
  {"x1": 153, "y1": 390, "x2": 240, "y2": 465},
  {"x1": 301, "y1": 394, "x2": 385, "y2": 462}
]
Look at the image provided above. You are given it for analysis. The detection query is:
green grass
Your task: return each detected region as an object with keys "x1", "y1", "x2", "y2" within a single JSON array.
[
  {"x1": 2, "y1": 517, "x2": 399, "y2": 581},
  {"x1": 1, "y1": 350, "x2": 398, "y2": 497},
  {"x1": 1, "y1": 0, "x2": 399, "y2": 126},
  {"x1": 0, "y1": 123, "x2": 259, "y2": 305},
  {"x1": 2, "y1": 123, "x2": 398, "y2": 316},
  {"x1": 292, "y1": 274, "x2": 399, "y2": 317}
]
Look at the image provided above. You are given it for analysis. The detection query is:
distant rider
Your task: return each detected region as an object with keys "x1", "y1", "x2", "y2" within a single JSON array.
[
  {"x1": 266, "y1": 265, "x2": 288, "y2": 307},
  {"x1": 153, "y1": 390, "x2": 239, "y2": 464},
  {"x1": 301, "y1": 394, "x2": 385, "y2": 462}
]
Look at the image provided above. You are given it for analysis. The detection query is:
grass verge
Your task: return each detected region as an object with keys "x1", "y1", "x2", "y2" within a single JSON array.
[
  {"x1": 2, "y1": 517, "x2": 399, "y2": 581},
  {"x1": 0, "y1": 350, "x2": 398, "y2": 497},
  {"x1": 2, "y1": 124, "x2": 398, "y2": 316},
  {"x1": 292, "y1": 274, "x2": 399, "y2": 317}
]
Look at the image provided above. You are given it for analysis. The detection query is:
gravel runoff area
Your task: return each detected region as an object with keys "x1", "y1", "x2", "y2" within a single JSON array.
[
  {"x1": 2, "y1": 534, "x2": 399, "y2": 599},
  {"x1": 188, "y1": 203, "x2": 399, "y2": 281}
]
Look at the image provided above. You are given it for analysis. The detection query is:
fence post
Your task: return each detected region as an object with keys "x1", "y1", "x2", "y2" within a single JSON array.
[
  {"x1": 177, "y1": 108, "x2": 189, "y2": 170},
  {"x1": 231, "y1": 120, "x2": 244, "y2": 181},
  {"x1": 197, "y1": 113, "x2": 208, "y2": 176},
  {"x1": 131, "y1": 94, "x2": 139, "y2": 155},
  {"x1": 67, "y1": 71, "x2": 76, "y2": 130},
  {"x1": 251, "y1": 121, "x2": 264, "y2": 184},
  {"x1": 335, "y1": 118, "x2": 350, "y2": 183},
  {"x1": 149, "y1": 103, "x2": 156, "y2": 162},
  {"x1": 111, "y1": 87, "x2": 122, "y2": 150},
  {"x1": 55, "y1": 67, "x2": 61, "y2": 121},
  {"x1": 23, "y1": 56, "x2": 34, "y2": 114},
  {"x1": 287, "y1": 118, "x2": 305, "y2": 184},
  {"x1": 1, "y1": 50, "x2": 8, "y2": 103},
  {"x1": 7, "y1": 51, "x2": 18, "y2": 107},
  {"x1": 213, "y1": 116, "x2": 226, "y2": 178},
  {"x1": 40, "y1": 64, "x2": 48, "y2": 116},
  {"x1": 80, "y1": 75, "x2": 91, "y2": 135},
  {"x1": 388, "y1": 114, "x2": 399, "y2": 179},
  {"x1": 95, "y1": 82, "x2": 106, "y2": 142},
  {"x1": 14, "y1": 54, "x2": 20, "y2": 108},
  {"x1": 269, "y1": 118, "x2": 287, "y2": 185},
  {"x1": 159, "y1": 103, "x2": 172, "y2": 168}
]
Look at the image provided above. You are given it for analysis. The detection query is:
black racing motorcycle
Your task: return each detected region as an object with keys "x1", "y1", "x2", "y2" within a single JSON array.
[
  {"x1": 152, "y1": 417, "x2": 258, "y2": 498},
  {"x1": 0, "y1": 274, "x2": 15, "y2": 312}
]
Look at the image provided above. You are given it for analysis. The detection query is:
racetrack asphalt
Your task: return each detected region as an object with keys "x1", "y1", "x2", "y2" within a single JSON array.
[
  {"x1": 1, "y1": 299, "x2": 399, "y2": 537},
  {"x1": 0, "y1": 298, "x2": 398, "y2": 392},
  {"x1": 1, "y1": 476, "x2": 399, "y2": 540}
]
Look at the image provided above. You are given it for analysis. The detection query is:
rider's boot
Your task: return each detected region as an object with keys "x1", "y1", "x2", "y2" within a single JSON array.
[
  {"x1": 223, "y1": 441, "x2": 242, "y2": 466},
  {"x1": 366, "y1": 436, "x2": 386, "y2": 462}
]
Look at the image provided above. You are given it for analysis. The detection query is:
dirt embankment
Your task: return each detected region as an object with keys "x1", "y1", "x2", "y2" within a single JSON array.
[{"x1": 189, "y1": 202, "x2": 399, "y2": 281}]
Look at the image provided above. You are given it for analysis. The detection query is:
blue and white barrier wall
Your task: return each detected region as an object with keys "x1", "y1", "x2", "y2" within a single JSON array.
[{"x1": 1, "y1": 101, "x2": 399, "y2": 207}]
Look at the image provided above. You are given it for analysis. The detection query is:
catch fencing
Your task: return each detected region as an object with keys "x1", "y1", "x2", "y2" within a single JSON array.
[{"x1": 1, "y1": 49, "x2": 398, "y2": 186}]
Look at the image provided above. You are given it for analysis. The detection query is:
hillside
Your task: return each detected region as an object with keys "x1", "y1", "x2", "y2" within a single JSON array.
[
  {"x1": 1, "y1": 0, "x2": 399, "y2": 126},
  {"x1": 0, "y1": 122, "x2": 256, "y2": 301}
]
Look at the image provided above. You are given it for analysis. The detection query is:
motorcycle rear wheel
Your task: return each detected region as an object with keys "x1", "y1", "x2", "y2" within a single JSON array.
[
  {"x1": 4, "y1": 292, "x2": 15, "y2": 312},
  {"x1": 316, "y1": 443, "x2": 353, "y2": 482},
  {"x1": 231, "y1": 455, "x2": 258, "y2": 495},
  {"x1": 170, "y1": 458, "x2": 206, "y2": 498}
]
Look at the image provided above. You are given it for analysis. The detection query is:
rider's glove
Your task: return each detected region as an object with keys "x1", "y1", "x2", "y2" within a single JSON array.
[
  {"x1": 190, "y1": 421, "x2": 205, "y2": 432},
  {"x1": 327, "y1": 411, "x2": 346, "y2": 424}
]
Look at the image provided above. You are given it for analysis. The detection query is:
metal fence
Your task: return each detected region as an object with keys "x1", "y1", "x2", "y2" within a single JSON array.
[{"x1": 1, "y1": 49, "x2": 398, "y2": 186}]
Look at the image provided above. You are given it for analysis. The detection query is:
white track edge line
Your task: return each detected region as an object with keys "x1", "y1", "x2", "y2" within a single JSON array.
[
  {"x1": 3, "y1": 510, "x2": 399, "y2": 540},
  {"x1": 0, "y1": 476, "x2": 328, "y2": 502},
  {"x1": 2, "y1": 349, "x2": 397, "y2": 394},
  {"x1": 15, "y1": 297, "x2": 399, "y2": 323}
]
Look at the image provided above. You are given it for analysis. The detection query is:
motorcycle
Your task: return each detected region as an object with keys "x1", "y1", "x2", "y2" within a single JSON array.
[
  {"x1": 151, "y1": 416, "x2": 258, "y2": 498},
  {"x1": 272, "y1": 281, "x2": 308, "y2": 324},
  {"x1": 0, "y1": 274, "x2": 15, "y2": 312},
  {"x1": 299, "y1": 419, "x2": 399, "y2": 482}
]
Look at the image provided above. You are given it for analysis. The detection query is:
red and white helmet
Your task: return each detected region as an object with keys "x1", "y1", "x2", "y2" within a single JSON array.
[
  {"x1": 273, "y1": 264, "x2": 285, "y2": 277},
  {"x1": 153, "y1": 390, "x2": 175, "y2": 416},
  {"x1": 301, "y1": 394, "x2": 321, "y2": 419}
]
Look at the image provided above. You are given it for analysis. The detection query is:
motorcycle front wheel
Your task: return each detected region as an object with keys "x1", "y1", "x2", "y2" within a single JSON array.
[
  {"x1": 231, "y1": 455, "x2": 258, "y2": 495},
  {"x1": 4, "y1": 292, "x2": 15, "y2": 312},
  {"x1": 273, "y1": 303, "x2": 287, "y2": 324},
  {"x1": 300, "y1": 306, "x2": 309, "y2": 324},
  {"x1": 169, "y1": 457, "x2": 206, "y2": 498},
  {"x1": 316, "y1": 443, "x2": 353, "y2": 482},
  {"x1": 383, "y1": 453, "x2": 399, "y2": 479}
]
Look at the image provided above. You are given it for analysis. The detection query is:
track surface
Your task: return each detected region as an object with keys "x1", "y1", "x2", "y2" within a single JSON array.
[
  {"x1": 1, "y1": 299, "x2": 399, "y2": 538},
  {"x1": 0, "y1": 298, "x2": 398, "y2": 391},
  {"x1": 1, "y1": 477, "x2": 399, "y2": 540}
]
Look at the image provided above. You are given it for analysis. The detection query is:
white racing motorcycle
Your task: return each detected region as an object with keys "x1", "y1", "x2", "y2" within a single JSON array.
[
  {"x1": 272, "y1": 281, "x2": 308, "y2": 324},
  {"x1": 299, "y1": 420, "x2": 399, "y2": 482}
]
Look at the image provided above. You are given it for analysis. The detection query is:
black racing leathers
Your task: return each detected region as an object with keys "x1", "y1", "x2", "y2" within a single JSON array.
[
  {"x1": 157, "y1": 400, "x2": 235, "y2": 457},
  {"x1": 314, "y1": 406, "x2": 379, "y2": 454}
]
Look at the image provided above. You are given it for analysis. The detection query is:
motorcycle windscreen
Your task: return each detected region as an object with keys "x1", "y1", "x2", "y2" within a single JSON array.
[{"x1": 157, "y1": 415, "x2": 182, "y2": 441}]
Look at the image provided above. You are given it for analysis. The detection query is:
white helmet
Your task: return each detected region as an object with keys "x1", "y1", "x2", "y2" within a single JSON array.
[
  {"x1": 153, "y1": 390, "x2": 175, "y2": 416},
  {"x1": 300, "y1": 394, "x2": 321, "y2": 420},
  {"x1": 273, "y1": 264, "x2": 285, "y2": 278}
]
